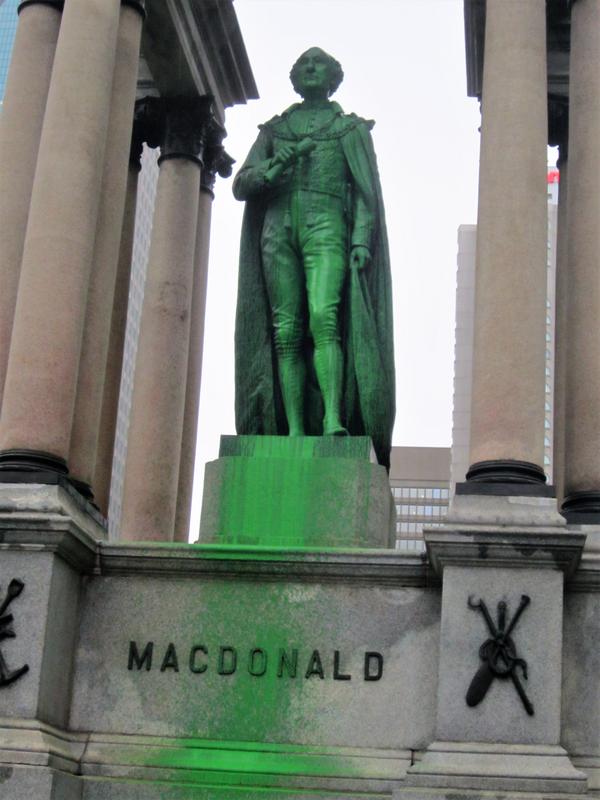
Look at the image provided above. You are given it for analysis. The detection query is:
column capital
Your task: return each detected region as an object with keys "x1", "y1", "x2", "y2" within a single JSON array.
[
  {"x1": 136, "y1": 95, "x2": 217, "y2": 167},
  {"x1": 121, "y1": 0, "x2": 146, "y2": 20},
  {"x1": 548, "y1": 95, "x2": 569, "y2": 163},
  {"x1": 18, "y1": 0, "x2": 63, "y2": 13},
  {"x1": 201, "y1": 145, "x2": 235, "y2": 196},
  {"x1": 129, "y1": 109, "x2": 145, "y2": 171}
]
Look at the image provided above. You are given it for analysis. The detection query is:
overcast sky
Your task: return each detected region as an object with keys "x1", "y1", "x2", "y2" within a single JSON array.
[{"x1": 190, "y1": 0, "x2": 482, "y2": 535}]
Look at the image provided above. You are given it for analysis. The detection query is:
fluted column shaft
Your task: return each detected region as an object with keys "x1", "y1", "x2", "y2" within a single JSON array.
[
  {"x1": 173, "y1": 188, "x2": 212, "y2": 543},
  {"x1": 120, "y1": 97, "x2": 215, "y2": 541},
  {"x1": 0, "y1": 0, "x2": 121, "y2": 473},
  {"x1": 552, "y1": 149, "x2": 568, "y2": 505},
  {"x1": 468, "y1": 0, "x2": 548, "y2": 485},
  {"x1": 93, "y1": 140, "x2": 143, "y2": 518},
  {"x1": 173, "y1": 144, "x2": 234, "y2": 542},
  {"x1": 562, "y1": 0, "x2": 600, "y2": 519},
  {"x1": 0, "y1": 0, "x2": 63, "y2": 405},
  {"x1": 69, "y1": 1, "x2": 145, "y2": 497}
]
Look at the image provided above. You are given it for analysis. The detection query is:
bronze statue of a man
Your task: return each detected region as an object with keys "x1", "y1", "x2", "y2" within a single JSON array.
[{"x1": 233, "y1": 47, "x2": 395, "y2": 467}]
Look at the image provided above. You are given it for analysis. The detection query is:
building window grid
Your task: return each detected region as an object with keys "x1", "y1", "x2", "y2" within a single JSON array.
[
  {"x1": 392, "y1": 482, "x2": 450, "y2": 547},
  {"x1": 0, "y1": 0, "x2": 19, "y2": 106}
]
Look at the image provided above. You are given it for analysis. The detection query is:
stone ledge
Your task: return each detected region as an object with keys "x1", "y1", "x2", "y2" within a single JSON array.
[
  {"x1": 97, "y1": 543, "x2": 431, "y2": 585},
  {"x1": 425, "y1": 529, "x2": 585, "y2": 578},
  {"x1": 0, "y1": 527, "x2": 98, "y2": 573},
  {"x1": 0, "y1": 717, "x2": 88, "y2": 773},
  {"x1": 405, "y1": 740, "x2": 587, "y2": 794},
  {"x1": 0, "y1": 721, "x2": 412, "y2": 794},
  {"x1": 0, "y1": 524, "x2": 431, "y2": 584},
  {"x1": 0, "y1": 483, "x2": 106, "y2": 541}
]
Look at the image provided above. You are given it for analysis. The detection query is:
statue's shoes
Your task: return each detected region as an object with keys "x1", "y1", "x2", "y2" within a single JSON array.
[{"x1": 324, "y1": 425, "x2": 349, "y2": 436}]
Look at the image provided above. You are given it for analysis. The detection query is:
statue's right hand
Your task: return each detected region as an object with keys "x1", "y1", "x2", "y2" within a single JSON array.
[{"x1": 272, "y1": 145, "x2": 298, "y2": 168}]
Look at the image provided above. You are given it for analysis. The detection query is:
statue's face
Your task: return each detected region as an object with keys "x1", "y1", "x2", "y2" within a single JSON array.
[{"x1": 293, "y1": 48, "x2": 332, "y2": 97}]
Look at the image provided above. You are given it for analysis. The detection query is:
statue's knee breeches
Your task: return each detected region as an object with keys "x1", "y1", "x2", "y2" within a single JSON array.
[
  {"x1": 308, "y1": 302, "x2": 340, "y2": 347},
  {"x1": 273, "y1": 314, "x2": 304, "y2": 355}
]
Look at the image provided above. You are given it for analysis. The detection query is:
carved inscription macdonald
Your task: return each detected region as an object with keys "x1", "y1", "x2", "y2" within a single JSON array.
[{"x1": 128, "y1": 642, "x2": 384, "y2": 681}]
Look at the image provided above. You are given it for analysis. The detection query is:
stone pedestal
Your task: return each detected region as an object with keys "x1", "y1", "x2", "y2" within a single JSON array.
[
  {"x1": 199, "y1": 436, "x2": 395, "y2": 548},
  {"x1": 0, "y1": 483, "x2": 599, "y2": 798},
  {"x1": 404, "y1": 495, "x2": 587, "y2": 794}
]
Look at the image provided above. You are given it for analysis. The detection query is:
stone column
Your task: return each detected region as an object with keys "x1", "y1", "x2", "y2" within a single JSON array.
[
  {"x1": 173, "y1": 143, "x2": 234, "y2": 542},
  {"x1": 92, "y1": 126, "x2": 144, "y2": 518},
  {"x1": 562, "y1": 0, "x2": 600, "y2": 522},
  {"x1": 120, "y1": 97, "x2": 215, "y2": 542},
  {"x1": 466, "y1": 0, "x2": 548, "y2": 487},
  {"x1": 0, "y1": 0, "x2": 121, "y2": 477},
  {"x1": 0, "y1": 0, "x2": 63, "y2": 406},
  {"x1": 550, "y1": 103, "x2": 569, "y2": 505},
  {"x1": 69, "y1": 0, "x2": 146, "y2": 500}
]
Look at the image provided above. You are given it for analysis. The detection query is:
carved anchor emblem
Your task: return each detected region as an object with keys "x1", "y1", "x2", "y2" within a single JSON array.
[
  {"x1": 0, "y1": 579, "x2": 29, "y2": 687},
  {"x1": 466, "y1": 594, "x2": 533, "y2": 716}
]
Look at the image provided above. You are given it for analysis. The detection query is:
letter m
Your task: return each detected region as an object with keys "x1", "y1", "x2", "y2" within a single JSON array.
[{"x1": 128, "y1": 641, "x2": 153, "y2": 671}]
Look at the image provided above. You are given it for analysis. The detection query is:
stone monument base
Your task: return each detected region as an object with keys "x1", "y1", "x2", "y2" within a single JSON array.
[
  {"x1": 1, "y1": 485, "x2": 599, "y2": 799},
  {"x1": 199, "y1": 435, "x2": 395, "y2": 547},
  {"x1": 406, "y1": 741, "x2": 587, "y2": 793}
]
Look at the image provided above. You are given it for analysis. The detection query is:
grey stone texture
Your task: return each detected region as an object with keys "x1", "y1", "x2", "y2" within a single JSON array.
[
  {"x1": 406, "y1": 741, "x2": 587, "y2": 793},
  {"x1": 82, "y1": 781, "x2": 390, "y2": 800},
  {"x1": 0, "y1": 550, "x2": 81, "y2": 728},
  {"x1": 436, "y1": 565, "x2": 563, "y2": 745},
  {"x1": 0, "y1": 765, "x2": 82, "y2": 799},
  {"x1": 2, "y1": 486, "x2": 600, "y2": 797},
  {"x1": 69, "y1": 568, "x2": 439, "y2": 748},
  {"x1": 408, "y1": 511, "x2": 587, "y2": 794},
  {"x1": 562, "y1": 589, "x2": 600, "y2": 790}
]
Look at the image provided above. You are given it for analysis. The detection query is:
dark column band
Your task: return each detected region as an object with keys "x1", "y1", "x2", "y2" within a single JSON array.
[
  {"x1": 561, "y1": 491, "x2": 600, "y2": 523},
  {"x1": 69, "y1": 476, "x2": 94, "y2": 500},
  {"x1": 157, "y1": 152, "x2": 203, "y2": 168},
  {"x1": 121, "y1": 0, "x2": 146, "y2": 20},
  {"x1": 0, "y1": 449, "x2": 68, "y2": 474},
  {"x1": 18, "y1": 0, "x2": 63, "y2": 14},
  {"x1": 466, "y1": 459, "x2": 547, "y2": 484}
]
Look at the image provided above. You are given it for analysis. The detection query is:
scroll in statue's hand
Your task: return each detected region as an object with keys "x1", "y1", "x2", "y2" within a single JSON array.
[
  {"x1": 265, "y1": 138, "x2": 316, "y2": 186},
  {"x1": 350, "y1": 245, "x2": 371, "y2": 272}
]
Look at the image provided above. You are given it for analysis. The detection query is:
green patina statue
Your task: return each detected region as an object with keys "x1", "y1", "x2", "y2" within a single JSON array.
[{"x1": 233, "y1": 47, "x2": 395, "y2": 468}]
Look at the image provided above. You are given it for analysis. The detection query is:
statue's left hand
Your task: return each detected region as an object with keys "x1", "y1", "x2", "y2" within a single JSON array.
[{"x1": 350, "y1": 245, "x2": 371, "y2": 271}]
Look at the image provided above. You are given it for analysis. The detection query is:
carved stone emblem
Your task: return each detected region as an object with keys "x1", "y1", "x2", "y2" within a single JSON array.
[
  {"x1": 0, "y1": 579, "x2": 29, "y2": 687},
  {"x1": 466, "y1": 594, "x2": 533, "y2": 716}
]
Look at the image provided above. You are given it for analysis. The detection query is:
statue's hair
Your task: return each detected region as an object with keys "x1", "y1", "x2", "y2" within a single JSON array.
[{"x1": 290, "y1": 48, "x2": 344, "y2": 97}]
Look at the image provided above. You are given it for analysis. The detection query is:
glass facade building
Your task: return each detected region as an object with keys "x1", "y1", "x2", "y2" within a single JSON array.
[
  {"x1": 0, "y1": 0, "x2": 19, "y2": 106},
  {"x1": 389, "y1": 446, "x2": 451, "y2": 551}
]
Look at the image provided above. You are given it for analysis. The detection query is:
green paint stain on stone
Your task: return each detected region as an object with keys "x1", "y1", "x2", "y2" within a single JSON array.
[{"x1": 200, "y1": 436, "x2": 395, "y2": 548}]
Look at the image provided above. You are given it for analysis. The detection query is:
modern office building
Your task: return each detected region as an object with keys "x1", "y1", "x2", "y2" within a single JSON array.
[
  {"x1": 389, "y1": 445, "x2": 451, "y2": 551},
  {"x1": 450, "y1": 169, "x2": 559, "y2": 492},
  {"x1": 0, "y1": 0, "x2": 18, "y2": 105},
  {"x1": 108, "y1": 144, "x2": 159, "y2": 537}
]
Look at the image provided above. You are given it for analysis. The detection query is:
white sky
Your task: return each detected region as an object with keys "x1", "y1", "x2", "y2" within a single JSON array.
[{"x1": 190, "y1": 0, "x2": 482, "y2": 536}]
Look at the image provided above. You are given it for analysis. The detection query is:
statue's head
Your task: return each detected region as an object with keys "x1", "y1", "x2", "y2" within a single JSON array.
[{"x1": 290, "y1": 47, "x2": 344, "y2": 99}]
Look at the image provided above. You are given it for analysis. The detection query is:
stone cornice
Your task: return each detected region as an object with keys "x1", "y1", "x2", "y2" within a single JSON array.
[
  {"x1": 97, "y1": 543, "x2": 432, "y2": 585},
  {"x1": 425, "y1": 529, "x2": 585, "y2": 579}
]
